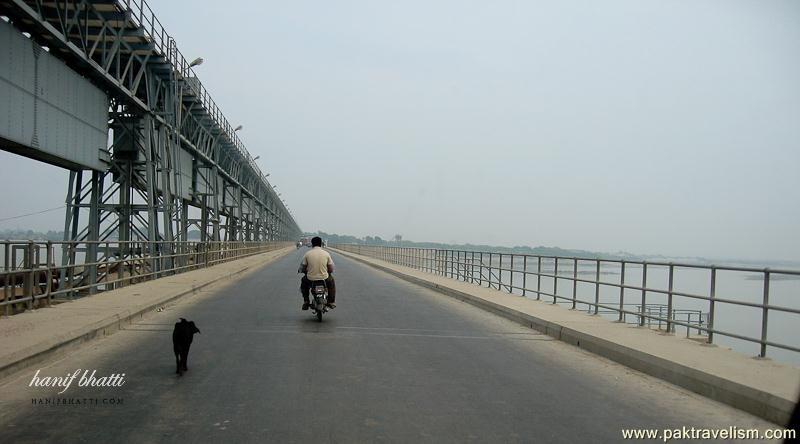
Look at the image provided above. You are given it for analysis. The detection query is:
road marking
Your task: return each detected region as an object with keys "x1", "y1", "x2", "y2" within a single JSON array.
[
  {"x1": 232, "y1": 326, "x2": 553, "y2": 341},
  {"x1": 121, "y1": 322, "x2": 551, "y2": 340}
]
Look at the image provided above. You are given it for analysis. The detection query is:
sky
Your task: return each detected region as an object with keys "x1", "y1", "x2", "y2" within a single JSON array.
[{"x1": 1, "y1": 0, "x2": 799, "y2": 262}]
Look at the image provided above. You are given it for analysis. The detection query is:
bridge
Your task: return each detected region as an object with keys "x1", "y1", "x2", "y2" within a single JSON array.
[
  {"x1": 0, "y1": 1, "x2": 798, "y2": 442},
  {"x1": 0, "y1": 247, "x2": 794, "y2": 442},
  {"x1": 0, "y1": 0, "x2": 300, "y2": 283}
]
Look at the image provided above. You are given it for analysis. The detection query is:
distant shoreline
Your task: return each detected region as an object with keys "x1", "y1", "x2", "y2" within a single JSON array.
[{"x1": 2, "y1": 228, "x2": 797, "y2": 269}]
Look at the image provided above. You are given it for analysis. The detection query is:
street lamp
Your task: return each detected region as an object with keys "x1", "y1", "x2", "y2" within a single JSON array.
[
  {"x1": 189, "y1": 57, "x2": 204, "y2": 68},
  {"x1": 253, "y1": 155, "x2": 260, "y2": 161},
  {"x1": 234, "y1": 125, "x2": 243, "y2": 132}
]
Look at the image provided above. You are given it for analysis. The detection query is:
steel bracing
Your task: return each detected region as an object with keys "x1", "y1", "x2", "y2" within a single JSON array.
[{"x1": 1, "y1": 0, "x2": 301, "y2": 284}]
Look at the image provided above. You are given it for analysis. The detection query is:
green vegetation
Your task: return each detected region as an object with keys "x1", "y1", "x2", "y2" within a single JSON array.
[
  {"x1": 305, "y1": 231, "x2": 628, "y2": 260},
  {"x1": 0, "y1": 229, "x2": 204, "y2": 241},
  {"x1": 0, "y1": 229, "x2": 64, "y2": 241},
  {"x1": 306, "y1": 232, "x2": 800, "y2": 267}
]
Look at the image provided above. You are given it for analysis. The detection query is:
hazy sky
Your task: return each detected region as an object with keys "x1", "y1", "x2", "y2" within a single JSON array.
[{"x1": 1, "y1": 0, "x2": 798, "y2": 262}]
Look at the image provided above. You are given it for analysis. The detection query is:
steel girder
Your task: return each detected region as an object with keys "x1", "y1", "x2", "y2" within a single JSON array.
[{"x1": 0, "y1": 0, "x2": 301, "y2": 258}]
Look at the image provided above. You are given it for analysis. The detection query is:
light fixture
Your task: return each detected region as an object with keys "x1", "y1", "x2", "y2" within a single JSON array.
[
  {"x1": 234, "y1": 125, "x2": 243, "y2": 132},
  {"x1": 253, "y1": 155, "x2": 260, "y2": 161},
  {"x1": 189, "y1": 57, "x2": 204, "y2": 68}
]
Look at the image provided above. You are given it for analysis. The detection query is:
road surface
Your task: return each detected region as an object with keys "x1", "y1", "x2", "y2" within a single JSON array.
[{"x1": 0, "y1": 249, "x2": 776, "y2": 443}]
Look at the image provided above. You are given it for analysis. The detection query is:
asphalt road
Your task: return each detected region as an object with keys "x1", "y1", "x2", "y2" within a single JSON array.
[{"x1": 0, "y1": 249, "x2": 776, "y2": 443}]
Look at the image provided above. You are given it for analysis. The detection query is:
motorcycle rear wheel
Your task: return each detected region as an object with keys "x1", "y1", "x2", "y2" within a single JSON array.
[{"x1": 317, "y1": 310, "x2": 323, "y2": 322}]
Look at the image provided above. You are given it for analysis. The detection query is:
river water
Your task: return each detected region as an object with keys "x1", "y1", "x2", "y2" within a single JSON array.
[
  {"x1": 408, "y1": 251, "x2": 800, "y2": 367},
  {"x1": 491, "y1": 257, "x2": 797, "y2": 366}
]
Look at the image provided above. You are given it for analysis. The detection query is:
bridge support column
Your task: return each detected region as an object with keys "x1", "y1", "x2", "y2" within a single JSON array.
[
  {"x1": 86, "y1": 170, "x2": 102, "y2": 295},
  {"x1": 59, "y1": 170, "x2": 81, "y2": 294}
]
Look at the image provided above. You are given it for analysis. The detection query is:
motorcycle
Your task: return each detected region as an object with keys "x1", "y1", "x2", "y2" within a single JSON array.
[{"x1": 309, "y1": 280, "x2": 330, "y2": 322}]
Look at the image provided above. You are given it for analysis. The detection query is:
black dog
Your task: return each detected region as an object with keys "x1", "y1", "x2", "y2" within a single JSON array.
[{"x1": 172, "y1": 318, "x2": 200, "y2": 376}]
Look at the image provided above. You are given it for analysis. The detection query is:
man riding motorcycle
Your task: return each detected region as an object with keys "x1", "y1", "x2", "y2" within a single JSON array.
[{"x1": 298, "y1": 236, "x2": 336, "y2": 310}]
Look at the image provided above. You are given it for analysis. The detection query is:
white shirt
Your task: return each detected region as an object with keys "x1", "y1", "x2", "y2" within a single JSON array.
[{"x1": 302, "y1": 247, "x2": 334, "y2": 280}]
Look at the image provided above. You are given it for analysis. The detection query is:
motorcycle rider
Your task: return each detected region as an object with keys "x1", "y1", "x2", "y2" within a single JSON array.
[{"x1": 298, "y1": 236, "x2": 336, "y2": 310}]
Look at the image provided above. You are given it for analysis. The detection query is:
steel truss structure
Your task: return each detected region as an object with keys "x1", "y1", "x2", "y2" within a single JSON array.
[{"x1": 1, "y1": 0, "x2": 301, "y2": 284}]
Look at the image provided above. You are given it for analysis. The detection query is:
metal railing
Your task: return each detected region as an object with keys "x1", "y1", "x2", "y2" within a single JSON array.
[
  {"x1": 118, "y1": 0, "x2": 248, "y2": 162},
  {"x1": 332, "y1": 244, "x2": 800, "y2": 359},
  {"x1": 604, "y1": 304, "x2": 708, "y2": 338},
  {"x1": 1, "y1": 240, "x2": 291, "y2": 316}
]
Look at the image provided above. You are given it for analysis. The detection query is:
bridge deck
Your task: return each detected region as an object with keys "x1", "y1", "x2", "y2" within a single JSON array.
[
  {"x1": 0, "y1": 249, "x2": 776, "y2": 442},
  {"x1": 332, "y1": 249, "x2": 800, "y2": 425}
]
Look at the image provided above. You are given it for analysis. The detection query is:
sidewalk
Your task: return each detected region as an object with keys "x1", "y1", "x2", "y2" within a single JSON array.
[
  {"x1": 0, "y1": 247, "x2": 293, "y2": 381},
  {"x1": 332, "y1": 248, "x2": 800, "y2": 425}
]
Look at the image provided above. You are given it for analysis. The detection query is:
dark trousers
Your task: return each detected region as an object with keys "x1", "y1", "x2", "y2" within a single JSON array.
[{"x1": 301, "y1": 275, "x2": 336, "y2": 303}]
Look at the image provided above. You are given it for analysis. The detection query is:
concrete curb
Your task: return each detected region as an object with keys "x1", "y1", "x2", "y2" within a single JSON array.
[
  {"x1": 333, "y1": 248, "x2": 796, "y2": 425},
  {"x1": 0, "y1": 249, "x2": 291, "y2": 382}
]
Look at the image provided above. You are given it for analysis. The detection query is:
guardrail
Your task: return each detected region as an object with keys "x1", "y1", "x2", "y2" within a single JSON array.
[
  {"x1": 604, "y1": 304, "x2": 708, "y2": 337},
  {"x1": 332, "y1": 244, "x2": 800, "y2": 359},
  {"x1": 1, "y1": 240, "x2": 291, "y2": 316}
]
